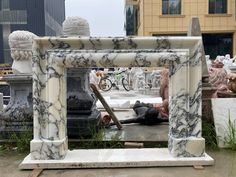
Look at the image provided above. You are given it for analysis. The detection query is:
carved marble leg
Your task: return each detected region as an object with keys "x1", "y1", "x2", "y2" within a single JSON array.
[
  {"x1": 30, "y1": 59, "x2": 68, "y2": 160},
  {"x1": 168, "y1": 57, "x2": 205, "y2": 157}
]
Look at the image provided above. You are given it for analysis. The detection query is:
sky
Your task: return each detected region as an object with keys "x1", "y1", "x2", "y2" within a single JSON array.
[{"x1": 65, "y1": 0, "x2": 125, "y2": 37}]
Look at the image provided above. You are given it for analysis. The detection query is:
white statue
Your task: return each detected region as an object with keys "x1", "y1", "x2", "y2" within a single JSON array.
[
  {"x1": 205, "y1": 55, "x2": 212, "y2": 70},
  {"x1": 8, "y1": 30, "x2": 37, "y2": 74}
]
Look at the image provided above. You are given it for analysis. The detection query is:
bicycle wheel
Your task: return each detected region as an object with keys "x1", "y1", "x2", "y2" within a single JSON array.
[
  {"x1": 122, "y1": 78, "x2": 130, "y2": 91},
  {"x1": 99, "y1": 78, "x2": 112, "y2": 91}
]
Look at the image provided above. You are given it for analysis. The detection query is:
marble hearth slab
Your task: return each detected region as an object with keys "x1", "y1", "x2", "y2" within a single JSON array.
[{"x1": 19, "y1": 148, "x2": 214, "y2": 169}]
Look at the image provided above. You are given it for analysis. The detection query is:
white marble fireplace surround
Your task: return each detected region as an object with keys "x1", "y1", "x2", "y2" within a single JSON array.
[{"x1": 20, "y1": 36, "x2": 214, "y2": 169}]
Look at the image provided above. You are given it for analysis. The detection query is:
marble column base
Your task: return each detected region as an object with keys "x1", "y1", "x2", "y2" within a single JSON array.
[
  {"x1": 169, "y1": 137, "x2": 205, "y2": 157},
  {"x1": 30, "y1": 137, "x2": 68, "y2": 160},
  {"x1": 19, "y1": 148, "x2": 214, "y2": 169}
]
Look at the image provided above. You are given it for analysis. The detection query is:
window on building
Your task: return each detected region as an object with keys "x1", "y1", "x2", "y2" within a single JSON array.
[
  {"x1": 126, "y1": 5, "x2": 139, "y2": 35},
  {"x1": 162, "y1": 0, "x2": 181, "y2": 15},
  {"x1": 209, "y1": 0, "x2": 227, "y2": 14},
  {"x1": 202, "y1": 33, "x2": 232, "y2": 59}
]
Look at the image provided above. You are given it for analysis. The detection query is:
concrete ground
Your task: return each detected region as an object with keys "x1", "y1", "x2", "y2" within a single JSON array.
[{"x1": 0, "y1": 149, "x2": 236, "y2": 177}]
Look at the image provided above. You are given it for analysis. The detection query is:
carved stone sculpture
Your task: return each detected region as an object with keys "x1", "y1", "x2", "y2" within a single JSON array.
[
  {"x1": 63, "y1": 17, "x2": 100, "y2": 138},
  {"x1": 8, "y1": 31, "x2": 37, "y2": 74},
  {"x1": 0, "y1": 31, "x2": 37, "y2": 138},
  {"x1": 63, "y1": 17, "x2": 90, "y2": 36},
  {"x1": 227, "y1": 73, "x2": 236, "y2": 93}
]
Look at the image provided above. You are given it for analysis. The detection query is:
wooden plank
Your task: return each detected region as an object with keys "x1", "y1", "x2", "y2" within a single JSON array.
[
  {"x1": 99, "y1": 108, "x2": 131, "y2": 112},
  {"x1": 28, "y1": 169, "x2": 43, "y2": 177},
  {"x1": 90, "y1": 84, "x2": 123, "y2": 130},
  {"x1": 125, "y1": 142, "x2": 144, "y2": 148}
]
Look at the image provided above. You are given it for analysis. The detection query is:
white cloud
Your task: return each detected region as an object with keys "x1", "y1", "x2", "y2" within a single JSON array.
[{"x1": 65, "y1": 0, "x2": 125, "y2": 36}]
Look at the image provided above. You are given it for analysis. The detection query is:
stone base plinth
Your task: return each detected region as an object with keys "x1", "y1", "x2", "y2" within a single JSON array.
[
  {"x1": 0, "y1": 74, "x2": 33, "y2": 139},
  {"x1": 67, "y1": 110, "x2": 101, "y2": 138},
  {"x1": 19, "y1": 148, "x2": 214, "y2": 169},
  {"x1": 169, "y1": 137, "x2": 205, "y2": 157},
  {"x1": 30, "y1": 138, "x2": 68, "y2": 160}
]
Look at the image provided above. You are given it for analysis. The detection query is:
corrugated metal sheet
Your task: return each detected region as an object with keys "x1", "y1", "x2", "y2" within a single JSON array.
[
  {"x1": 10, "y1": 0, "x2": 26, "y2": 10},
  {"x1": 44, "y1": 0, "x2": 65, "y2": 35},
  {"x1": 26, "y1": 0, "x2": 45, "y2": 36},
  {"x1": 0, "y1": 10, "x2": 27, "y2": 24},
  {"x1": 1, "y1": 0, "x2": 9, "y2": 10},
  {"x1": 0, "y1": 25, "x2": 3, "y2": 63}
]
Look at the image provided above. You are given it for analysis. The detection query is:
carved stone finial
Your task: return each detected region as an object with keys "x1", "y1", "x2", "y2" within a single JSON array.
[
  {"x1": 8, "y1": 30, "x2": 37, "y2": 74},
  {"x1": 63, "y1": 17, "x2": 90, "y2": 36}
]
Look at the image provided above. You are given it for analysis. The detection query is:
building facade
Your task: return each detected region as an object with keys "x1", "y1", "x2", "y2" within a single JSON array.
[
  {"x1": 125, "y1": 0, "x2": 236, "y2": 59},
  {"x1": 0, "y1": 0, "x2": 65, "y2": 63}
]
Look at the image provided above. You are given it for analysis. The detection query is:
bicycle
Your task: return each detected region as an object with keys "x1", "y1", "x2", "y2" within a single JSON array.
[{"x1": 99, "y1": 70, "x2": 130, "y2": 91}]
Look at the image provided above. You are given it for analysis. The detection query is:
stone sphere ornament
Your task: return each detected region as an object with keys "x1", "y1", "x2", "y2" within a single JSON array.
[
  {"x1": 8, "y1": 30, "x2": 37, "y2": 74},
  {"x1": 62, "y1": 16, "x2": 90, "y2": 36}
]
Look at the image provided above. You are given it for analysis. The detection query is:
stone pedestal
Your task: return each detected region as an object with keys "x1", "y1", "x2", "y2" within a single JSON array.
[
  {"x1": 0, "y1": 74, "x2": 33, "y2": 138},
  {"x1": 67, "y1": 69, "x2": 100, "y2": 138},
  {"x1": 217, "y1": 91, "x2": 236, "y2": 98},
  {"x1": 212, "y1": 98, "x2": 236, "y2": 148},
  {"x1": 202, "y1": 84, "x2": 217, "y2": 122},
  {"x1": 63, "y1": 17, "x2": 101, "y2": 138}
]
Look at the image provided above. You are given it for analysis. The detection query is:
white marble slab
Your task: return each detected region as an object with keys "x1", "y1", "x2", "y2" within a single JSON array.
[
  {"x1": 97, "y1": 99, "x2": 130, "y2": 109},
  {"x1": 96, "y1": 97, "x2": 163, "y2": 109},
  {"x1": 212, "y1": 98, "x2": 236, "y2": 148},
  {"x1": 19, "y1": 148, "x2": 214, "y2": 169}
]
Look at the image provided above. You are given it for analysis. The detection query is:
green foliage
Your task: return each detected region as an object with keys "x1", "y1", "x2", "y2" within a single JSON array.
[
  {"x1": 0, "y1": 145, "x2": 5, "y2": 155},
  {"x1": 224, "y1": 111, "x2": 236, "y2": 150},
  {"x1": 69, "y1": 127, "x2": 123, "y2": 149},
  {"x1": 202, "y1": 121, "x2": 219, "y2": 150},
  {"x1": 9, "y1": 131, "x2": 32, "y2": 153}
]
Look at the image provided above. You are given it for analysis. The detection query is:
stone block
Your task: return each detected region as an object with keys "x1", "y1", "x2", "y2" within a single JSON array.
[{"x1": 169, "y1": 137, "x2": 205, "y2": 157}]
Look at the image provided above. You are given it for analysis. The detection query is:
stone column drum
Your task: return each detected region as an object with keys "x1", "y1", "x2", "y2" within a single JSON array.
[
  {"x1": 63, "y1": 17, "x2": 100, "y2": 138},
  {"x1": 0, "y1": 31, "x2": 37, "y2": 138}
]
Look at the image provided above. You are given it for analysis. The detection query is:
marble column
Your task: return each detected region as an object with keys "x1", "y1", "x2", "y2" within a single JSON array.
[
  {"x1": 63, "y1": 17, "x2": 101, "y2": 138},
  {"x1": 0, "y1": 31, "x2": 37, "y2": 138},
  {"x1": 168, "y1": 49, "x2": 205, "y2": 157}
]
